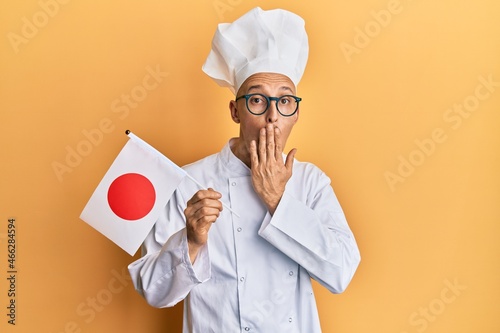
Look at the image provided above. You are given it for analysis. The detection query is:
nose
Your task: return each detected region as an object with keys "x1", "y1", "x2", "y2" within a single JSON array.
[{"x1": 266, "y1": 100, "x2": 279, "y2": 123}]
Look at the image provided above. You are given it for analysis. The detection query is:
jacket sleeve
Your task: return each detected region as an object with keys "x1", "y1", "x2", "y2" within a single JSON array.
[
  {"x1": 258, "y1": 166, "x2": 360, "y2": 294},
  {"x1": 128, "y1": 190, "x2": 211, "y2": 308}
]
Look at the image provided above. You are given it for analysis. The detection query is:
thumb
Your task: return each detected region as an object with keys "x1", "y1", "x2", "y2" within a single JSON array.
[{"x1": 285, "y1": 148, "x2": 297, "y2": 171}]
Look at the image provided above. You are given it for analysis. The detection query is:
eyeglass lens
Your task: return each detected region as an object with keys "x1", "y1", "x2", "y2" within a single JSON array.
[{"x1": 247, "y1": 94, "x2": 298, "y2": 116}]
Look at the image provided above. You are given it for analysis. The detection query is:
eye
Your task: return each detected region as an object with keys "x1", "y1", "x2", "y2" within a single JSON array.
[
  {"x1": 279, "y1": 96, "x2": 292, "y2": 105},
  {"x1": 249, "y1": 96, "x2": 264, "y2": 104}
]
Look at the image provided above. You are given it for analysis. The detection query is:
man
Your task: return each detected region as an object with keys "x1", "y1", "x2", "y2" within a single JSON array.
[{"x1": 129, "y1": 7, "x2": 360, "y2": 332}]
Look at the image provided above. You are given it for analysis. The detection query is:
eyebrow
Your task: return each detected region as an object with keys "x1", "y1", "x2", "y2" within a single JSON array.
[{"x1": 247, "y1": 85, "x2": 294, "y2": 94}]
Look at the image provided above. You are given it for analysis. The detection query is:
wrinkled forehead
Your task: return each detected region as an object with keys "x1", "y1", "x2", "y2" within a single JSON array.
[{"x1": 237, "y1": 73, "x2": 296, "y2": 96}]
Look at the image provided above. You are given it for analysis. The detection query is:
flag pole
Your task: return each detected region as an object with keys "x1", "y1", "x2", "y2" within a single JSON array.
[{"x1": 125, "y1": 130, "x2": 239, "y2": 218}]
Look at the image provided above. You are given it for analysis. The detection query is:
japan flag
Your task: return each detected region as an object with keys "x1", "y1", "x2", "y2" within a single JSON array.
[{"x1": 80, "y1": 132, "x2": 187, "y2": 255}]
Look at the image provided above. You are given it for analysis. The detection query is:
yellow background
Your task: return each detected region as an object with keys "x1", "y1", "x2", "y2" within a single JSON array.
[{"x1": 1, "y1": 0, "x2": 499, "y2": 332}]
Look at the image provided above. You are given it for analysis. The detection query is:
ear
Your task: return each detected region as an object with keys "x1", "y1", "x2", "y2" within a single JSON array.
[
  {"x1": 230, "y1": 100, "x2": 240, "y2": 124},
  {"x1": 293, "y1": 107, "x2": 300, "y2": 124}
]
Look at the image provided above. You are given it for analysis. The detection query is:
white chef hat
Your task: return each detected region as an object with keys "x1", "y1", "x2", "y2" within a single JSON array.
[{"x1": 202, "y1": 7, "x2": 309, "y2": 95}]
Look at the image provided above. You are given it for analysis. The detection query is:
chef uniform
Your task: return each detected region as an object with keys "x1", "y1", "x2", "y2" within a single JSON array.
[{"x1": 129, "y1": 7, "x2": 360, "y2": 333}]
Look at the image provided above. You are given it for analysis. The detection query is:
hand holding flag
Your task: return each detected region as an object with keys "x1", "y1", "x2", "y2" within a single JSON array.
[{"x1": 80, "y1": 131, "x2": 237, "y2": 256}]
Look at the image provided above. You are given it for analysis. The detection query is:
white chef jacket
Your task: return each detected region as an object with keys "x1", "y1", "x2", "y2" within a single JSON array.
[{"x1": 128, "y1": 139, "x2": 360, "y2": 333}]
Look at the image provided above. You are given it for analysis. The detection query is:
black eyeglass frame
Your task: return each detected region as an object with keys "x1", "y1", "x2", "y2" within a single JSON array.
[{"x1": 235, "y1": 93, "x2": 302, "y2": 117}]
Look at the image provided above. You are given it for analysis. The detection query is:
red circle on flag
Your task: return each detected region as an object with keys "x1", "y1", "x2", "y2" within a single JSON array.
[{"x1": 107, "y1": 173, "x2": 156, "y2": 221}]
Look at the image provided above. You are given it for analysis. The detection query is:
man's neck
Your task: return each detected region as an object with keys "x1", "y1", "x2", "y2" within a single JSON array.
[{"x1": 229, "y1": 137, "x2": 251, "y2": 168}]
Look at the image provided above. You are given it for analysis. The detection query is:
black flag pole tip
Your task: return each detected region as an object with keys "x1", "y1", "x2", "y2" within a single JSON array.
[{"x1": 125, "y1": 130, "x2": 131, "y2": 135}]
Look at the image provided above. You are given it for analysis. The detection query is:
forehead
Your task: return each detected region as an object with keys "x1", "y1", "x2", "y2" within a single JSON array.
[{"x1": 239, "y1": 73, "x2": 296, "y2": 95}]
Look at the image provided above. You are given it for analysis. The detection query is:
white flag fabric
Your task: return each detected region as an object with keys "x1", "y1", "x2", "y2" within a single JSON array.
[{"x1": 80, "y1": 132, "x2": 187, "y2": 255}]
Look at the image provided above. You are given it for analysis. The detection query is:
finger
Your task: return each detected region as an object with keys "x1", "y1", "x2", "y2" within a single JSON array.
[
  {"x1": 250, "y1": 139, "x2": 259, "y2": 167},
  {"x1": 258, "y1": 127, "x2": 267, "y2": 164},
  {"x1": 193, "y1": 196, "x2": 223, "y2": 212},
  {"x1": 285, "y1": 148, "x2": 297, "y2": 172},
  {"x1": 193, "y1": 205, "x2": 222, "y2": 222},
  {"x1": 205, "y1": 188, "x2": 222, "y2": 199},
  {"x1": 266, "y1": 124, "x2": 275, "y2": 160},
  {"x1": 206, "y1": 187, "x2": 222, "y2": 199},
  {"x1": 187, "y1": 189, "x2": 222, "y2": 206},
  {"x1": 274, "y1": 126, "x2": 283, "y2": 160},
  {"x1": 185, "y1": 191, "x2": 222, "y2": 219},
  {"x1": 185, "y1": 197, "x2": 223, "y2": 225}
]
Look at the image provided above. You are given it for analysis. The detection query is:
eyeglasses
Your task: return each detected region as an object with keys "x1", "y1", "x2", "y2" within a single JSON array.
[{"x1": 235, "y1": 93, "x2": 302, "y2": 117}]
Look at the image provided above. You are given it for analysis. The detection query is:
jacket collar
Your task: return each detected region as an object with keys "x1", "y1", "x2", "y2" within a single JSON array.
[{"x1": 220, "y1": 138, "x2": 251, "y2": 177}]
